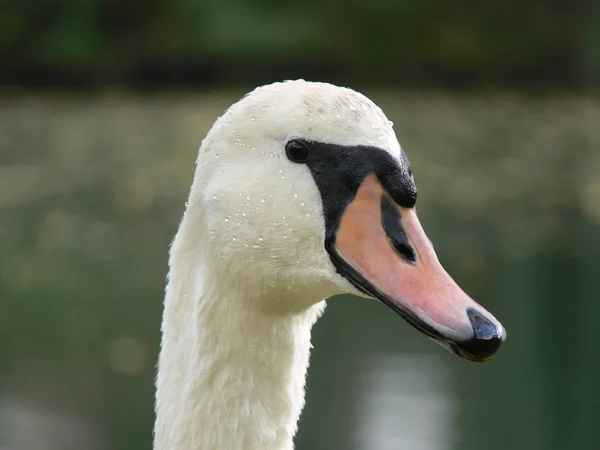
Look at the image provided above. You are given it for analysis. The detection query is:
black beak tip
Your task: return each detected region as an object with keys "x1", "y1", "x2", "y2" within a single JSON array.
[{"x1": 455, "y1": 307, "x2": 505, "y2": 362}]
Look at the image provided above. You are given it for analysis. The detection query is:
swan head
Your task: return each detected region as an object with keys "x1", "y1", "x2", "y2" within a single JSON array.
[{"x1": 187, "y1": 80, "x2": 505, "y2": 362}]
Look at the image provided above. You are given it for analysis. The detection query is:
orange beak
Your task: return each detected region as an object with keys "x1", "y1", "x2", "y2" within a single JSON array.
[{"x1": 331, "y1": 174, "x2": 505, "y2": 361}]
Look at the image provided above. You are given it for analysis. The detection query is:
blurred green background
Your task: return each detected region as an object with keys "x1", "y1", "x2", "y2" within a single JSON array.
[{"x1": 2, "y1": 1, "x2": 600, "y2": 450}]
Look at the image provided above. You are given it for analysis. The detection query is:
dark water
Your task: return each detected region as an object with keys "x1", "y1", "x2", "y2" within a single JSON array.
[{"x1": 1, "y1": 91, "x2": 600, "y2": 450}]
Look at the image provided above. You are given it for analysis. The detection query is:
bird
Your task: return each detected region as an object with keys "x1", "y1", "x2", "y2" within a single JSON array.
[{"x1": 153, "y1": 80, "x2": 506, "y2": 450}]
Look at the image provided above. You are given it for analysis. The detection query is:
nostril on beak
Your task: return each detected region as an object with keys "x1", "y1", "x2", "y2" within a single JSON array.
[{"x1": 457, "y1": 307, "x2": 504, "y2": 361}]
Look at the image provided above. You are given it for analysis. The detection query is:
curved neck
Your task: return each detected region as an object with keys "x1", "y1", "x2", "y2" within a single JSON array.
[{"x1": 154, "y1": 212, "x2": 325, "y2": 450}]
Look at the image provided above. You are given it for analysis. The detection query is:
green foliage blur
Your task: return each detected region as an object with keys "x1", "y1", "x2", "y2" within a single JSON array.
[
  {"x1": 4, "y1": 3, "x2": 600, "y2": 450},
  {"x1": 3, "y1": 0, "x2": 600, "y2": 87}
]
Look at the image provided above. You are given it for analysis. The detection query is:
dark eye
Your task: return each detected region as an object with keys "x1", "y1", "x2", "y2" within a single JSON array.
[{"x1": 285, "y1": 140, "x2": 310, "y2": 163}]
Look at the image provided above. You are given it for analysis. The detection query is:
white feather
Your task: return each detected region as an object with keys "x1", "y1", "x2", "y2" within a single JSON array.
[{"x1": 154, "y1": 80, "x2": 408, "y2": 450}]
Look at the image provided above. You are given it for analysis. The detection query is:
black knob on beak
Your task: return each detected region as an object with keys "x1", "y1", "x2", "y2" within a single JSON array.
[{"x1": 455, "y1": 307, "x2": 504, "y2": 362}]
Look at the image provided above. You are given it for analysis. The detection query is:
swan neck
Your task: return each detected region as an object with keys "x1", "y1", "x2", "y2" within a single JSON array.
[{"x1": 154, "y1": 238, "x2": 324, "y2": 450}]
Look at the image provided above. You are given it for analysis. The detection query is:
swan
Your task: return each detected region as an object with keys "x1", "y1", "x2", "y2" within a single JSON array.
[{"x1": 154, "y1": 80, "x2": 506, "y2": 450}]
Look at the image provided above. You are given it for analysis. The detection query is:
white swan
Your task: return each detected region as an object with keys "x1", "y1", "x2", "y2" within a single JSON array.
[{"x1": 154, "y1": 80, "x2": 506, "y2": 450}]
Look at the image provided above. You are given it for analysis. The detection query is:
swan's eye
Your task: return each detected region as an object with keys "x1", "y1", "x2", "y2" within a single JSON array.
[{"x1": 285, "y1": 140, "x2": 310, "y2": 163}]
